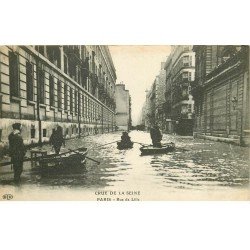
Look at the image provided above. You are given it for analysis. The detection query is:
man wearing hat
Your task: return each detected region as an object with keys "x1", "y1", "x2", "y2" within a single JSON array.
[
  {"x1": 8, "y1": 123, "x2": 26, "y2": 184},
  {"x1": 150, "y1": 124, "x2": 162, "y2": 147}
]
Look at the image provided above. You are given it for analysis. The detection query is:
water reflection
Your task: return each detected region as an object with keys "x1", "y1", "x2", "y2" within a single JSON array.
[{"x1": 0, "y1": 131, "x2": 249, "y2": 192}]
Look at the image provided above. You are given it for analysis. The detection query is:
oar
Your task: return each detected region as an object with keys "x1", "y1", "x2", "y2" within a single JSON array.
[
  {"x1": 68, "y1": 148, "x2": 100, "y2": 165},
  {"x1": 85, "y1": 156, "x2": 100, "y2": 165}
]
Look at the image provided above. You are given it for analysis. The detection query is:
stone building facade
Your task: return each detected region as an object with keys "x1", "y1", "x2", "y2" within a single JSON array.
[
  {"x1": 164, "y1": 46, "x2": 195, "y2": 135},
  {"x1": 192, "y1": 45, "x2": 249, "y2": 146},
  {"x1": 0, "y1": 45, "x2": 116, "y2": 150},
  {"x1": 155, "y1": 62, "x2": 167, "y2": 131},
  {"x1": 115, "y1": 83, "x2": 131, "y2": 131},
  {"x1": 163, "y1": 56, "x2": 173, "y2": 133},
  {"x1": 143, "y1": 83, "x2": 156, "y2": 130}
]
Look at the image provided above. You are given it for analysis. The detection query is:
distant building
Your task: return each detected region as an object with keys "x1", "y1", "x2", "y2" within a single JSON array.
[
  {"x1": 145, "y1": 83, "x2": 156, "y2": 129},
  {"x1": 155, "y1": 62, "x2": 167, "y2": 130},
  {"x1": 192, "y1": 45, "x2": 250, "y2": 146},
  {"x1": 115, "y1": 83, "x2": 131, "y2": 131},
  {"x1": 138, "y1": 101, "x2": 146, "y2": 130},
  {"x1": 164, "y1": 56, "x2": 173, "y2": 133},
  {"x1": 0, "y1": 45, "x2": 116, "y2": 150},
  {"x1": 164, "y1": 46, "x2": 195, "y2": 135}
]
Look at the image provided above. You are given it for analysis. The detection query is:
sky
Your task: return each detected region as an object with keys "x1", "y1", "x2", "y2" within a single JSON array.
[{"x1": 109, "y1": 45, "x2": 171, "y2": 125}]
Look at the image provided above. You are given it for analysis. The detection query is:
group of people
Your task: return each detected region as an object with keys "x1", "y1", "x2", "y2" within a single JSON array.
[
  {"x1": 7, "y1": 122, "x2": 162, "y2": 184},
  {"x1": 120, "y1": 125, "x2": 162, "y2": 148},
  {"x1": 8, "y1": 124, "x2": 65, "y2": 184}
]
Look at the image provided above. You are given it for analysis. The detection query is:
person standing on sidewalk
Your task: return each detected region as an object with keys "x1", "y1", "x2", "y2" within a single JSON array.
[{"x1": 8, "y1": 123, "x2": 26, "y2": 184}]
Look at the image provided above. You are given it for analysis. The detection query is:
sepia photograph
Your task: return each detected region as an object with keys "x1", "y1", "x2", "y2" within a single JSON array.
[
  {"x1": 0, "y1": 45, "x2": 249, "y2": 201},
  {"x1": 0, "y1": 1, "x2": 249, "y2": 250}
]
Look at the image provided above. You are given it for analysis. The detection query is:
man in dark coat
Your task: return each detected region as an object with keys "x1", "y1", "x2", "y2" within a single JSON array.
[
  {"x1": 121, "y1": 132, "x2": 132, "y2": 146},
  {"x1": 150, "y1": 125, "x2": 162, "y2": 147},
  {"x1": 8, "y1": 123, "x2": 26, "y2": 184},
  {"x1": 50, "y1": 126, "x2": 65, "y2": 154}
]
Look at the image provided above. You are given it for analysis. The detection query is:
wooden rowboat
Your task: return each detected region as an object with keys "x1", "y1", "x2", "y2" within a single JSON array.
[
  {"x1": 140, "y1": 143, "x2": 175, "y2": 155},
  {"x1": 38, "y1": 147, "x2": 88, "y2": 169},
  {"x1": 117, "y1": 141, "x2": 134, "y2": 150}
]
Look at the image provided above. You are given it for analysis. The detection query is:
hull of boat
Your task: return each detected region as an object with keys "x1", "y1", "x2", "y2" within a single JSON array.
[
  {"x1": 140, "y1": 143, "x2": 175, "y2": 155},
  {"x1": 117, "y1": 142, "x2": 134, "y2": 150},
  {"x1": 38, "y1": 147, "x2": 88, "y2": 168}
]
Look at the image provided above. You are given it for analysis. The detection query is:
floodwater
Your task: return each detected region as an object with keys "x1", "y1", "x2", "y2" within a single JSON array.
[{"x1": 0, "y1": 131, "x2": 249, "y2": 200}]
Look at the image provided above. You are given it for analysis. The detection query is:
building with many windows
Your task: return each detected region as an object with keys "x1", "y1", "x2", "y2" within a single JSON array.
[
  {"x1": 0, "y1": 45, "x2": 117, "y2": 150},
  {"x1": 143, "y1": 83, "x2": 156, "y2": 130},
  {"x1": 164, "y1": 45, "x2": 195, "y2": 135},
  {"x1": 155, "y1": 62, "x2": 167, "y2": 131},
  {"x1": 140, "y1": 63, "x2": 169, "y2": 131},
  {"x1": 115, "y1": 83, "x2": 131, "y2": 131}
]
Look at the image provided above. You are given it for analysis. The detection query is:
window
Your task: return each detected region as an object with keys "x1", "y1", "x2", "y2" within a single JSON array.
[
  {"x1": 92, "y1": 51, "x2": 95, "y2": 73},
  {"x1": 75, "y1": 90, "x2": 78, "y2": 113},
  {"x1": 77, "y1": 66, "x2": 81, "y2": 85},
  {"x1": 37, "y1": 69, "x2": 45, "y2": 104},
  {"x1": 86, "y1": 97, "x2": 89, "y2": 118},
  {"x1": 49, "y1": 75, "x2": 54, "y2": 106},
  {"x1": 189, "y1": 56, "x2": 192, "y2": 66},
  {"x1": 183, "y1": 56, "x2": 190, "y2": 67},
  {"x1": 90, "y1": 100, "x2": 92, "y2": 120},
  {"x1": 82, "y1": 95, "x2": 85, "y2": 116},
  {"x1": 188, "y1": 72, "x2": 192, "y2": 81},
  {"x1": 26, "y1": 61, "x2": 34, "y2": 101},
  {"x1": 64, "y1": 55, "x2": 68, "y2": 74},
  {"x1": 85, "y1": 96, "x2": 87, "y2": 117},
  {"x1": 188, "y1": 104, "x2": 192, "y2": 113},
  {"x1": 35, "y1": 46, "x2": 44, "y2": 55},
  {"x1": 42, "y1": 129, "x2": 47, "y2": 137},
  {"x1": 57, "y1": 81, "x2": 62, "y2": 109},
  {"x1": 47, "y1": 46, "x2": 61, "y2": 68},
  {"x1": 9, "y1": 51, "x2": 19, "y2": 97},
  {"x1": 78, "y1": 92, "x2": 81, "y2": 116},
  {"x1": 182, "y1": 72, "x2": 188, "y2": 79},
  {"x1": 70, "y1": 87, "x2": 73, "y2": 112},
  {"x1": 31, "y1": 128, "x2": 35, "y2": 139},
  {"x1": 64, "y1": 83, "x2": 68, "y2": 110}
]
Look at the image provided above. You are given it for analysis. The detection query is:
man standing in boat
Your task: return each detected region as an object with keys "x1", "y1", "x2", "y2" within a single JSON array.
[
  {"x1": 8, "y1": 123, "x2": 26, "y2": 184},
  {"x1": 50, "y1": 125, "x2": 65, "y2": 154},
  {"x1": 150, "y1": 124, "x2": 162, "y2": 147}
]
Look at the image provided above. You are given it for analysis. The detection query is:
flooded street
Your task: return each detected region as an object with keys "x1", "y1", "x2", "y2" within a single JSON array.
[{"x1": 0, "y1": 131, "x2": 249, "y2": 200}]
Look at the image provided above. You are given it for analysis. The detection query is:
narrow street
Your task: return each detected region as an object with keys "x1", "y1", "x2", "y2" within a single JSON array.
[{"x1": 0, "y1": 131, "x2": 249, "y2": 200}]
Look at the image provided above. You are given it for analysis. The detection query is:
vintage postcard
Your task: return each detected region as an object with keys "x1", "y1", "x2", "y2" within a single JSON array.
[{"x1": 0, "y1": 45, "x2": 249, "y2": 201}]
